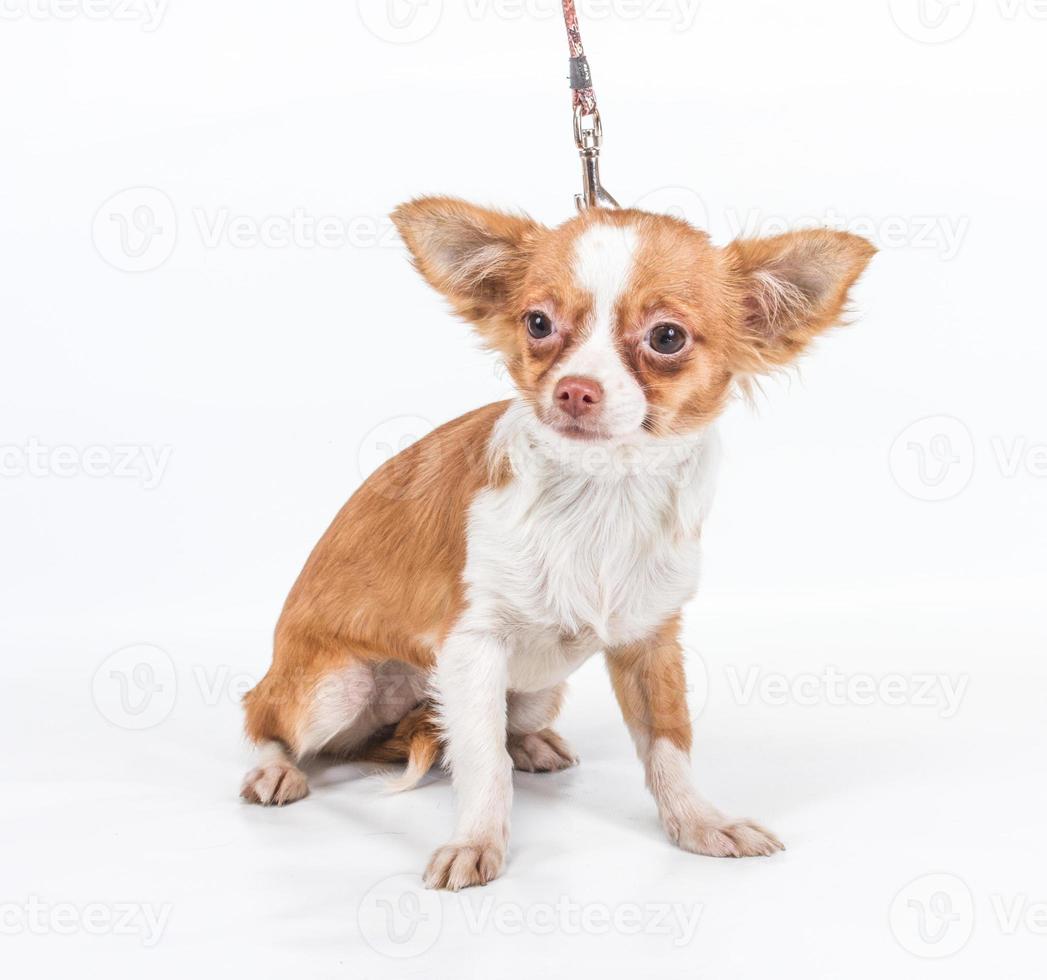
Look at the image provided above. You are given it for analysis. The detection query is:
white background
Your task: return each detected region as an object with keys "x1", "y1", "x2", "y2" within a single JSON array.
[{"x1": 2, "y1": 0, "x2": 1045, "y2": 976}]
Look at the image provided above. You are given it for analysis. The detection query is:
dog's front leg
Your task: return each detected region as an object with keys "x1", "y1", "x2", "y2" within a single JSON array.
[
  {"x1": 607, "y1": 619, "x2": 784, "y2": 858},
  {"x1": 424, "y1": 628, "x2": 512, "y2": 890}
]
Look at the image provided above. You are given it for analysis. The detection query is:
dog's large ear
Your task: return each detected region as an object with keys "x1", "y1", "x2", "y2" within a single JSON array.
[
  {"x1": 391, "y1": 197, "x2": 543, "y2": 324},
  {"x1": 725, "y1": 229, "x2": 875, "y2": 372}
]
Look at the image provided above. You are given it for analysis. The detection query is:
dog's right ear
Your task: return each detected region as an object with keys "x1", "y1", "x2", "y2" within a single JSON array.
[{"x1": 391, "y1": 197, "x2": 543, "y2": 323}]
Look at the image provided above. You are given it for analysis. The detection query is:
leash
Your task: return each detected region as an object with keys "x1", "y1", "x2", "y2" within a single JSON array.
[{"x1": 561, "y1": 0, "x2": 619, "y2": 211}]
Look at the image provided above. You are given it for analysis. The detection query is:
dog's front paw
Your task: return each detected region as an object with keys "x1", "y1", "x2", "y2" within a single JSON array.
[
  {"x1": 424, "y1": 838, "x2": 505, "y2": 891},
  {"x1": 508, "y1": 728, "x2": 578, "y2": 772},
  {"x1": 669, "y1": 814, "x2": 784, "y2": 858}
]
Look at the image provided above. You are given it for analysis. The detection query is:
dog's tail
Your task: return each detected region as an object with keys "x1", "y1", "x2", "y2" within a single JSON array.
[{"x1": 355, "y1": 701, "x2": 442, "y2": 793}]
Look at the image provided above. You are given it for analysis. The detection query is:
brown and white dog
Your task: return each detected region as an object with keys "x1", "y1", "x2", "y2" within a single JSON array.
[{"x1": 240, "y1": 197, "x2": 875, "y2": 890}]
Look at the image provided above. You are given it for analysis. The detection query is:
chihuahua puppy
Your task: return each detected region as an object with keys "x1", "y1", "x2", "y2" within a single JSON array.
[{"x1": 241, "y1": 198, "x2": 874, "y2": 890}]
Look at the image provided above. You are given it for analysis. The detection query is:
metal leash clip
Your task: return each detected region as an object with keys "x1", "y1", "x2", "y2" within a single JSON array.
[{"x1": 572, "y1": 104, "x2": 619, "y2": 211}]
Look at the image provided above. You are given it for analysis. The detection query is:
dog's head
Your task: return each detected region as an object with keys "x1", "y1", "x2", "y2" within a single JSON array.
[{"x1": 392, "y1": 198, "x2": 874, "y2": 442}]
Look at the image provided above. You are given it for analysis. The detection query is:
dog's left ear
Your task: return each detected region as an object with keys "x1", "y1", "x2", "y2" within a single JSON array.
[
  {"x1": 725, "y1": 229, "x2": 876, "y2": 371},
  {"x1": 391, "y1": 196, "x2": 543, "y2": 324}
]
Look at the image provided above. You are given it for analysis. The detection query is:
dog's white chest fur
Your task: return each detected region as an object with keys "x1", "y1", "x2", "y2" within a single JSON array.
[{"x1": 459, "y1": 402, "x2": 720, "y2": 692}]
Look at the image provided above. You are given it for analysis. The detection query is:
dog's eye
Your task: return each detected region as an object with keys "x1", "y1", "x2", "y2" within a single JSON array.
[
  {"x1": 525, "y1": 311, "x2": 553, "y2": 339},
  {"x1": 648, "y1": 323, "x2": 686, "y2": 355}
]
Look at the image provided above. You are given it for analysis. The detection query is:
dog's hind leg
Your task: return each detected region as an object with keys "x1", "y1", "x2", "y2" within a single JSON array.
[
  {"x1": 240, "y1": 649, "x2": 377, "y2": 806},
  {"x1": 241, "y1": 647, "x2": 430, "y2": 804},
  {"x1": 240, "y1": 739, "x2": 310, "y2": 806}
]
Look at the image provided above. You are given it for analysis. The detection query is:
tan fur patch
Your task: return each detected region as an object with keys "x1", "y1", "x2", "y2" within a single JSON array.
[
  {"x1": 607, "y1": 615, "x2": 693, "y2": 752},
  {"x1": 243, "y1": 401, "x2": 509, "y2": 752}
]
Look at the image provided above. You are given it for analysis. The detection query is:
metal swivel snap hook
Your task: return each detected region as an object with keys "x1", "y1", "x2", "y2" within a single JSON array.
[{"x1": 573, "y1": 105, "x2": 620, "y2": 212}]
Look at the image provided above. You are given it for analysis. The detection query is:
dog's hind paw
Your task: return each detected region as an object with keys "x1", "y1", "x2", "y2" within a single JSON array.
[
  {"x1": 240, "y1": 764, "x2": 309, "y2": 806},
  {"x1": 508, "y1": 728, "x2": 578, "y2": 773}
]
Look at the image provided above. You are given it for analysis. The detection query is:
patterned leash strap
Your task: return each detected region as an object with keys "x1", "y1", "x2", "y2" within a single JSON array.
[
  {"x1": 563, "y1": 0, "x2": 597, "y2": 115},
  {"x1": 562, "y1": 0, "x2": 619, "y2": 210}
]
